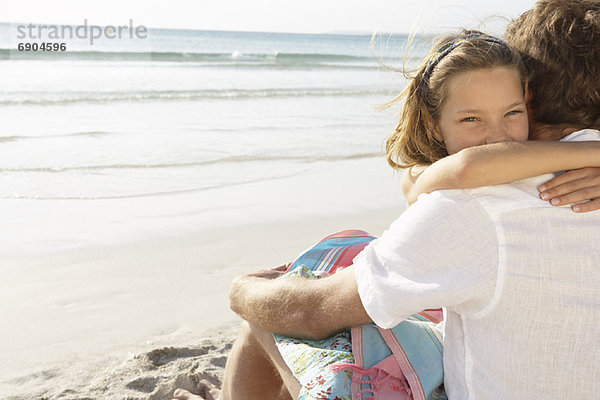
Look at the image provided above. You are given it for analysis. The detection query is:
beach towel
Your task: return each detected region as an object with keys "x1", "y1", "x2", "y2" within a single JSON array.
[
  {"x1": 274, "y1": 230, "x2": 446, "y2": 400},
  {"x1": 342, "y1": 311, "x2": 446, "y2": 400}
]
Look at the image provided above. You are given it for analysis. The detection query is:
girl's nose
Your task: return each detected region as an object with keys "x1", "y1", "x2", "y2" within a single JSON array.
[{"x1": 485, "y1": 122, "x2": 510, "y2": 144}]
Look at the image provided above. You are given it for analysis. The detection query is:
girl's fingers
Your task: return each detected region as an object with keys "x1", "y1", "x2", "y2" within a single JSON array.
[
  {"x1": 540, "y1": 179, "x2": 598, "y2": 202},
  {"x1": 544, "y1": 185, "x2": 600, "y2": 206},
  {"x1": 537, "y1": 167, "x2": 600, "y2": 213},
  {"x1": 536, "y1": 166, "x2": 600, "y2": 213},
  {"x1": 572, "y1": 198, "x2": 600, "y2": 213},
  {"x1": 538, "y1": 167, "x2": 600, "y2": 193}
]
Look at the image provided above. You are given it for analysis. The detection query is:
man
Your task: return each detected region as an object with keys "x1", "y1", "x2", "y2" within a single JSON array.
[{"x1": 174, "y1": 1, "x2": 600, "y2": 398}]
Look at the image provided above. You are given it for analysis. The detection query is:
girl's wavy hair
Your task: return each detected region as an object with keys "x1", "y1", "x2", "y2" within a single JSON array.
[{"x1": 385, "y1": 29, "x2": 528, "y2": 170}]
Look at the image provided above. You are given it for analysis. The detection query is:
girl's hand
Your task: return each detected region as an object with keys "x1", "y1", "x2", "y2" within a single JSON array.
[{"x1": 538, "y1": 167, "x2": 600, "y2": 213}]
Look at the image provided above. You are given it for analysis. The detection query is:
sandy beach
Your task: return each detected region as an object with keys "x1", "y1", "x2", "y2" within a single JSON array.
[
  {"x1": 0, "y1": 157, "x2": 404, "y2": 399},
  {"x1": 0, "y1": 23, "x2": 408, "y2": 400}
]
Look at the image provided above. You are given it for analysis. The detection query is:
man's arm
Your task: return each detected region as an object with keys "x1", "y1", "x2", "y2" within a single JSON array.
[{"x1": 229, "y1": 265, "x2": 371, "y2": 340}]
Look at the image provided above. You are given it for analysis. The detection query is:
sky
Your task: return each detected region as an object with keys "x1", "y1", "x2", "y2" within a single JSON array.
[{"x1": 5, "y1": 0, "x2": 538, "y2": 35}]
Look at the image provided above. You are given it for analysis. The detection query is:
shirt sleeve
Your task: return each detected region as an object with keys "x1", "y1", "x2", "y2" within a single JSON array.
[{"x1": 354, "y1": 189, "x2": 499, "y2": 328}]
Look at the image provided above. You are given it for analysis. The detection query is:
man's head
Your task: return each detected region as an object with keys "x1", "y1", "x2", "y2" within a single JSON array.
[{"x1": 505, "y1": 0, "x2": 600, "y2": 140}]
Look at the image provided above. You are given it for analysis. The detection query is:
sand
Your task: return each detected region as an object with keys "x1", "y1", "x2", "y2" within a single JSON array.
[
  {"x1": 0, "y1": 157, "x2": 404, "y2": 399},
  {"x1": 4, "y1": 324, "x2": 239, "y2": 400},
  {"x1": 2, "y1": 207, "x2": 400, "y2": 399}
]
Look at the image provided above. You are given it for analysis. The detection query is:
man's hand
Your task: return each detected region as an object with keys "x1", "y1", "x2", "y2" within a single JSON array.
[
  {"x1": 538, "y1": 167, "x2": 600, "y2": 213},
  {"x1": 244, "y1": 263, "x2": 291, "y2": 280}
]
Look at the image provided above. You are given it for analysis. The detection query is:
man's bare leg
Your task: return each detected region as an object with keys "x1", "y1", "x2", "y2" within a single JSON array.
[{"x1": 172, "y1": 321, "x2": 301, "y2": 400}]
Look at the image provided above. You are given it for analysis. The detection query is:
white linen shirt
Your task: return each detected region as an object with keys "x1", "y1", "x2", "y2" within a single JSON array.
[{"x1": 355, "y1": 130, "x2": 600, "y2": 399}]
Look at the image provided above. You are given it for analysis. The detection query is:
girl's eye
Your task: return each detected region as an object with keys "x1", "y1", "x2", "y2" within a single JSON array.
[
  {"x1": 461, "y1": 117, "x2": 478, "y2": 122},
  {"x1": 506, "y1": 109, "x2": 524, "y2": 117}
]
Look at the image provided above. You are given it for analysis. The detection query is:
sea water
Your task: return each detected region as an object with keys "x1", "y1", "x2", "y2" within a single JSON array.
[{"x1": 0, "y1": 24, "x2": 427, "y2": 255}]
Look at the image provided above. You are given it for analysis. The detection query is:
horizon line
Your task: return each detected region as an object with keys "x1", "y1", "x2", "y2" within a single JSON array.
[{"x1": 0, "y1": 20, "x2": 419, "y2": 37}]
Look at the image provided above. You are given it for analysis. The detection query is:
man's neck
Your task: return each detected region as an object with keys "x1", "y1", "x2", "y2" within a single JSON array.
[{"x1": 529, "y1": 123, "x2": 582, "y2": 141}]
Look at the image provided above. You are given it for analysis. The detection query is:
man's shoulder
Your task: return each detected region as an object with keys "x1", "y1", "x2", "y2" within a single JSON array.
[
  {"x1": 464, "y1": 180, "x2": 549, "y2": 217},
  {"x1": 411, "y1": 189, "x2": 492, "y2": 223},
  {"x1": 417, "y1": 183, "x2": 548, "y2": 221},
  {"x1": 562, "y1": 128, "x2": 600, "y2": 142}
]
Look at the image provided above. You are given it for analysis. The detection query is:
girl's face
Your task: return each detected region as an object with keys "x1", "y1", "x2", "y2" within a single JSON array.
[{"x1": 433, "y1": 67, "x2": 528, "y2": 154}]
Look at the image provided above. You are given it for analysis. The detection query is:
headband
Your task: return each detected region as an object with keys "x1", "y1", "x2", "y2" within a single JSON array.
[{"x1": 419, "y1": 32, "x2": 509, "y2": 97}]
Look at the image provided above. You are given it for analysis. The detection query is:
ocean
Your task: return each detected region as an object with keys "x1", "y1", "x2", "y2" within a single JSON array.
[{"x1": 0, "y1": 23, "x2": 424, "y2": 256}]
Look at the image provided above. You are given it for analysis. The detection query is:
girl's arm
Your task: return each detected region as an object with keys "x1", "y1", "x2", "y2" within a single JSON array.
[
  {"x1": 402, "y1": 141, "x2": 600, "y2": 206},
  {"x1": 401, "y1": 164, "x2": 430, "y2": 206}
]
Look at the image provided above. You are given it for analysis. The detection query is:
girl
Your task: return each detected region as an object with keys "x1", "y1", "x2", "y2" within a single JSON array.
[
  {"x1": 175, "y1": 30, "x2": 600, "y2": 400},
  {"x1": 387, "y1": 32, "x2": 600, "y2": 210}
]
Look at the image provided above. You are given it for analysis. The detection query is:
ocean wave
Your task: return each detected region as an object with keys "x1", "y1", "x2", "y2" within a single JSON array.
[
  {"x1": 0, "y1": 48, "x2": 391, "y2": 65},
  {"x1": 0, "y1": 152, "x2": 382, "y2": 173},
  {"x1": 0, "y1": 131, "x2": 112, "y2": 142},
  {"x1": 0, "y1": 87, "x2": 389, "y2": 105},
  {"x1": 0, "y1": 169, "x2": 310, "y2": 200}
]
